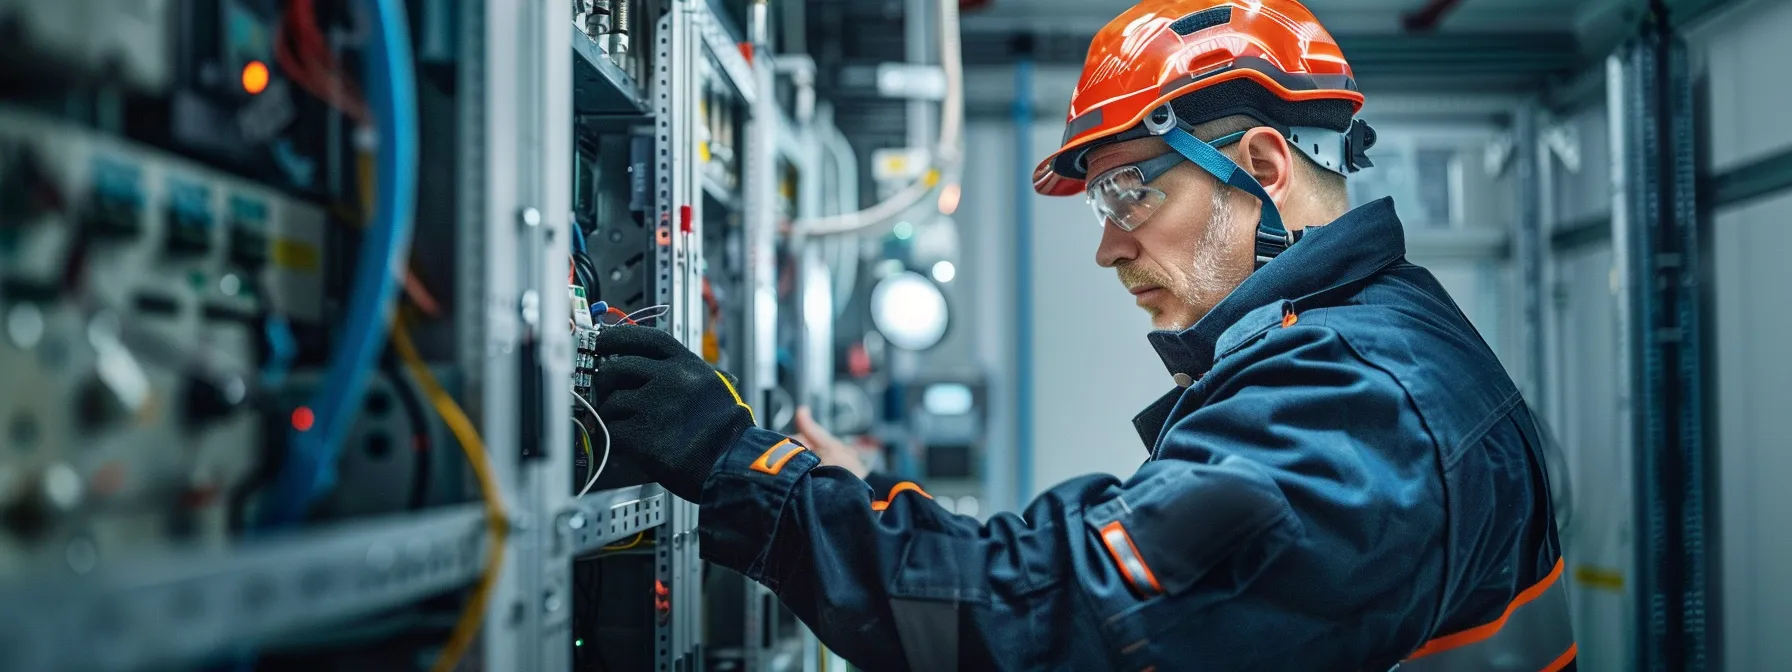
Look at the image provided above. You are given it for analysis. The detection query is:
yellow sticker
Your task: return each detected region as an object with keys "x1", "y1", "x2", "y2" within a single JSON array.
[
  {"x1": 1574, "y1": 565, "x2": 1626, "y2": 593},
  {"x1": 272, "y1": 239, "x2": 322, "y2": 272},
  {"x1": 698, "y1": 141, "x2": 712, "y2": 164}
]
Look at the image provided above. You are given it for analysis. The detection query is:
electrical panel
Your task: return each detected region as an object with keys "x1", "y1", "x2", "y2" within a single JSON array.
[
  {"x1": 0, "y1": 108, "x2": 327, "y2": 577},
  {"x1": 0, "y1": 0, "x2": 852, "y2": 670}
]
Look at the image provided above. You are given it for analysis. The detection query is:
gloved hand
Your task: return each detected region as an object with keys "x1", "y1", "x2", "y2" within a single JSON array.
[{"x1": 587, "y1": 325, "x2": 755, "y2": 501}]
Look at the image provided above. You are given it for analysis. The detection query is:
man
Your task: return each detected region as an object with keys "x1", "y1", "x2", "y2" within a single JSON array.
[{"x1": 588, "y1": 1, "x2": 1575, "y2": 669}]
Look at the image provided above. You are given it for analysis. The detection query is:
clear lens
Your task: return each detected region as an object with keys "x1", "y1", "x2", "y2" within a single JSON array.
[{"x1": 1084, "y1": 165, "x2": 1166, "y2": 231}]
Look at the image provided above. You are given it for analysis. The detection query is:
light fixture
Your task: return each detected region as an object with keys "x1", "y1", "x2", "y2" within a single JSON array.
[
  {"x1": 922, "y1": 383, "x2": 974, "y2": 415},
  {"x1": 870, "y1": 271, "x2": 949, "y2": 351},
  {"x1": 930, "y1": 260, "x2": 956, "y2": 283}
]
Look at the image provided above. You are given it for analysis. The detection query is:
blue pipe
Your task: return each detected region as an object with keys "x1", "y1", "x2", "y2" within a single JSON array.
[
  {"x1": 1013, "y1": 60, "x2": 1034, "y2": 510},
  {"x1": 258, "y1": 0, "x2": 419, "y2": 527}
]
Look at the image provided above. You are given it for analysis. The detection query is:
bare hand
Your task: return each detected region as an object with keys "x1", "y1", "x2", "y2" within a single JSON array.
[{"x1": 795, "y1": 406, "x2": 869, "y2": 479}]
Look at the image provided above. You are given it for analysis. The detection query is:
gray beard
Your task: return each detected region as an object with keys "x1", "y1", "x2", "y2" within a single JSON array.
[{"x1": 1164, "y1": 189, "x2": 1250, "y2": 331}]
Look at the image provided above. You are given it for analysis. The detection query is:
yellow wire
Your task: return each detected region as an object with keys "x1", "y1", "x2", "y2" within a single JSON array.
[
  {"x1": 392, "y1": 316, "x2": 508, "y2": 672},
  {"x1": 603, "y1": 532, "x2": 646, "y2": 551},
  {"x1": 578, "y1": 422, "x2": 594, "y2": 464}
]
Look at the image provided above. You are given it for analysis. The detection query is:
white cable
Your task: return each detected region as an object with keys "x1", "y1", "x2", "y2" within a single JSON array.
[
  {"x1": 794, "y1": 0, "x2": 963, "y2": 237},
  {"x1": 572, "y1": 390, "x2": 612, "y2": 497},
  {"x1": 623, "y1": 304, "x2": 671, "y2": 324}
]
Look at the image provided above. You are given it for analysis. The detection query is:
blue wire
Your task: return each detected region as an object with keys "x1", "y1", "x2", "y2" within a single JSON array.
[
  {"x1": 258, "y1": 0, "x2": 418, "y2": 527},
  {"x1": 571, "y1": 217, "x2": 589, "y2": 254}
]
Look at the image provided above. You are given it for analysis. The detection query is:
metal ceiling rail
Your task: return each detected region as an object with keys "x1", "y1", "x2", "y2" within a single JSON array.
[{"x1": 1552, "y1": 143, "x2": 1792, "y2": 252}]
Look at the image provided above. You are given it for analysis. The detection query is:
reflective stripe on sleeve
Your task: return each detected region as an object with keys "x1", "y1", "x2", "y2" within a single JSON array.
[
  {"x1": 1098, "y1": 521, "x2": 1164, "y2": 598},
  {"x1": 1402, "y1": 558, "x2": 1577, "y2": 672},
  {"x1": 748, "y1": 439, "x2": 807, "y2": 475},
  {"x1": 871, "y1": 481, "x2": 933, "y2": 512}
]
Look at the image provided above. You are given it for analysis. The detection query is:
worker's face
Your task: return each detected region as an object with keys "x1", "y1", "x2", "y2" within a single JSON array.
[{"x1": 1088, "y1": 138, "x2": 1254, "y2": 332}]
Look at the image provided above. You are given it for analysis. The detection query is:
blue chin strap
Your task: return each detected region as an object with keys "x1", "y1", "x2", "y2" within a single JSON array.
[{"x1": 1159, "y1": 126, "x2": 1296, "y2": 268}]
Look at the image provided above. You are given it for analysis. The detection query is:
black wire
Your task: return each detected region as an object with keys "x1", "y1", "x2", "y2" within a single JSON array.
[{"x1": 574, "y1": 255, "x2": 601, "y2": 298}]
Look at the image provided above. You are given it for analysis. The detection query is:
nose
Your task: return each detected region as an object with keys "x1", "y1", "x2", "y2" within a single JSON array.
[{"x1": 1095, "y1": 220, "x2": 1138, "y2": 268}]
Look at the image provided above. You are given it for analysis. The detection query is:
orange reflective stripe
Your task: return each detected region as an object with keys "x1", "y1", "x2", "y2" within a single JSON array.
[
  {"x1": 870, "y1": 482, "x2": 933, "y2": 512},
  {"x1": 1542, "y1": 643, "x2": 1578, "y2": 672},
  {"x1": 887, "y1": 482, "x2": 932, "y2": 500},
  {"x1": 1098, "y1": 521, "x2": 1164, "y2": 597},
  {"x1": 749, "y1": 439, "x2": 807, "y2": 475},
  {"x1": 1408, "y1": 558, "x2": 1566, "y2": 659}
]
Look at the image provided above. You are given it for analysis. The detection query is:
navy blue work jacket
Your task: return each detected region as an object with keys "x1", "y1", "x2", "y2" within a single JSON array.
[{"x1": 699, "y1": 198, "x2": 1567, "y2": 671}]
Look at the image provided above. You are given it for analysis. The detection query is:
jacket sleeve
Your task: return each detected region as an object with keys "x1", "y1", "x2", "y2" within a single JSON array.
[{"x1": 696, "y1": 322, "x2": 1445, "y2": 671}]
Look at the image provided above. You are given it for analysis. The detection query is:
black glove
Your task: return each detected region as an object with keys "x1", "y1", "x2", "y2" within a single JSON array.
[{"x1": 587, "y1": 325, "x2": 755, "y2": 501}]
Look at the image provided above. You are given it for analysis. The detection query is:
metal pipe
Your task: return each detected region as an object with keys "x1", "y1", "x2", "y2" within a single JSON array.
[{"x1": 1401, "y1": 0, "x2": 1467, "y2": 32}]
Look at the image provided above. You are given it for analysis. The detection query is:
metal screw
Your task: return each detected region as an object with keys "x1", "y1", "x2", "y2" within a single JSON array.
[
  {"x1": 43, "y1": 463, "x2": 83, "y2": 510},
  {"x1": 6, "y1": 303, "x2": 45, "y2": 349},
  {"x1": 544, "y1": 589, "x2": 563, "y2": 613},
  {"x1": 521, "y1": 290, "x2": 541, "y2": 327},
  {"x1": 673, "y1": 532, "x2": 684, "y2": 549},
  {"x1": 521, "y1": 207, "x2": 542, "y2": 227},
  {"x1": 568, "y1": 513, "x2": 588, "y2": 530}
]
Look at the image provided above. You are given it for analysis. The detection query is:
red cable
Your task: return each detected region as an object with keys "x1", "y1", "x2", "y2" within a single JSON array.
[{"x1": 276, "y1": 0, "x2": 369, "y2": 123}]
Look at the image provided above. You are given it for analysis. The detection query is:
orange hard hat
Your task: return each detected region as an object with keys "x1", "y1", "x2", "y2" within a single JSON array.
[{"x1": 1033, "y1": 0, "x2": 1369, "y2": 197}]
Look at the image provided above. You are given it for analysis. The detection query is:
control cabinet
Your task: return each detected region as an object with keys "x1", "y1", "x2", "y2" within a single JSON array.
[{"x1": 0, "y1": 0, "x2": 853, "y2": 671}]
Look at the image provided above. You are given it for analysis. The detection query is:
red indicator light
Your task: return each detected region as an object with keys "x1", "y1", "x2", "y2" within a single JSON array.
[{"x1": 291, "y1": 406, "x2": 315, "y2": 431}]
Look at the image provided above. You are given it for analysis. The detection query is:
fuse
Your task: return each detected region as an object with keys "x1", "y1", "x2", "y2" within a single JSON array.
[
  {"x1": 610, "y1": 0, "x2": 631, "y2": 67},
  {"x1": 586, "y1": 0, "x2": 612, "y2": 38}
]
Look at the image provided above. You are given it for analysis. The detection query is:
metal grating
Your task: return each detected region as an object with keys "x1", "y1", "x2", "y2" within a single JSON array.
[{"x1": 1614, "y1": 28, "x2": 1708, "y2": 672}]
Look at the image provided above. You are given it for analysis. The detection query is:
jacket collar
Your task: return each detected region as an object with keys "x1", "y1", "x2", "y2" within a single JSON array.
[{"x1": 1145, "y1": 197, "x2": 1408, "y2": 379}]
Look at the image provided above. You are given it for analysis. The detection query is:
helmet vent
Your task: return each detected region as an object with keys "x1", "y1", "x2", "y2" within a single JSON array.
[{"x1": 1169, "y1": 7, "x2": 1232, "y2": 36}]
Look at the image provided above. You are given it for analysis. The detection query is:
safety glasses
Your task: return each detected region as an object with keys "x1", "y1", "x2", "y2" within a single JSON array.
[
  {"x1": 1083, "y1": 131, "x2": 1246, "y2": 231},
  {"x1": 1083, "y1": 151, "x2": 1184, "y2": 231}
]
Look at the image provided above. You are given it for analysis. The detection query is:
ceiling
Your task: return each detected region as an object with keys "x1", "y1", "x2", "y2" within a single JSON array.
[
  {"x1": 800, "y1": 0, "x2": 1736, "y2": 196},
  {"x1": 959, "y1": 0, "x2": 1591, "y2": 34}
]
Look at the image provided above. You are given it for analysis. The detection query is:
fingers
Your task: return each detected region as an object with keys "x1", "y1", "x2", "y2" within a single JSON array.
[
  {"x1": 793, "y1": 406, "x2": 821, "y2": 445},
  {"x1": 794, "y1": 406, "x2": 841, "y2": 449},
  {"x1": 588, "y1": 356, "x2": 655, "y2": 401},
  {"x1": 592, "y1": 325, "x2": 685, "y2": 359}
]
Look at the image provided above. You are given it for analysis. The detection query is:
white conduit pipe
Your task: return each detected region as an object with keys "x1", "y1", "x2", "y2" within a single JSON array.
[{"x1": 794, "y1": 0, "x2": 962, "y2": 237}]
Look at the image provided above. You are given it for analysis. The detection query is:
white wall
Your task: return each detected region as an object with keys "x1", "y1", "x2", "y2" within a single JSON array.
[
  {"x1": 1541, "y1": 102, "x2": 1634, "y2": 672},
  {"x1": 956, "y1": 118, "x2": 1168, "y2": 510}
]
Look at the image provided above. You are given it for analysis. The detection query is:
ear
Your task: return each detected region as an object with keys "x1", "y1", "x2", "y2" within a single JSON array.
[{"x1": 1236, "y1": 127, "x2": 1296, "y2": 206}]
